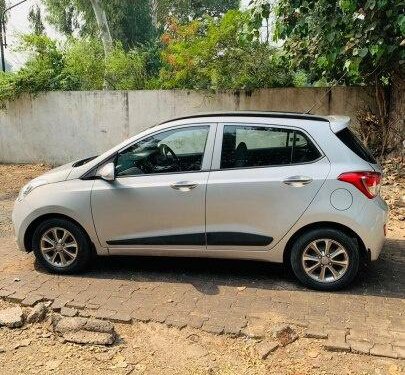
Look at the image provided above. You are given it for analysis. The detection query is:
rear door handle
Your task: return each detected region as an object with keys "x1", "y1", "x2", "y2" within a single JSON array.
[
  {"x1": 283, "y1": 176, "x2": 313, "y2": 187},
  {"x1": 170, "y1": 181, "x2": 199, "y2": 191}
]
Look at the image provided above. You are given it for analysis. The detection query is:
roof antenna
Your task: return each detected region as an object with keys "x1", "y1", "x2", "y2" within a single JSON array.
[{"x1": 304, "y1": 71, "x2": 348, "y2": 114}]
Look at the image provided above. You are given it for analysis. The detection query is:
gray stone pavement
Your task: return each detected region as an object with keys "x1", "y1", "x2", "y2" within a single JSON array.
[{"x1": 0, "y1": 234, "x2": 404, "y2": 359}]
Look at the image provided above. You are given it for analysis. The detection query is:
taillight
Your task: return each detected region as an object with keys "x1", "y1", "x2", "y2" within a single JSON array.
[{"x1": 338, "y1": 171, "x2": 381, "y2": 199}]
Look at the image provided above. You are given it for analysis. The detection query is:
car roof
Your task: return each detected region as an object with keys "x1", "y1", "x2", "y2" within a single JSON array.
[
  {"x1": 160, "y1": 111, "x2": 330, "y2": 124},
  {"x1": 159, "y1": 111, "x2": 350, "y2": 133}
]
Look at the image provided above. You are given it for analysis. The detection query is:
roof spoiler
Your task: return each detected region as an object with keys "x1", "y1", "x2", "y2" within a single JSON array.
[{"x1": 327, "y1": 115, "x2": 350, "y2": 133}]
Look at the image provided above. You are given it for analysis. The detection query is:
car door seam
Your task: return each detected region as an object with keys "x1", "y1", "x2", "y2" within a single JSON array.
[{"x1": 270, "y1": 160, "x2": 332, "y2": 250}]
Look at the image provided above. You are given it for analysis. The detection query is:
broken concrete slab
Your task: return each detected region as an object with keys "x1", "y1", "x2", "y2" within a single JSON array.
[
  {"x1": 63, "y1": 330, "x2": 115, "y2": 345},
  {"x1": 0, "y1": 306, "x2": 24, "y2": 328},
  {"x1": 370, "y1": 343, "x2": 398, "y2": 359},
  {"x1": 348, "y1": 339, "x2": 374, "y2": 355},
  {"x1": 12, "y1": 338, "x2": 31, "y2": 350},
  {"x1": 60, "y1": 307, "x2": 78, "y2": 317},
  {"x1": 54, "y1": 316, "x2": 116, "y2": 345},
  {"x1": 304, "y1": 327, "x2": 328, "y2": 339},
  {"x1": 26, "y1": 303, "x2": 47, "y2": 324},
  {"x1": 272, "y1": 325, "x2": 298, "y2": 346},
  {"x1": 256, "y1": 340, "x2": 279, "y2": 359},
  {"x1": 324, "y1": 338, "x2": 351, "y2": 353},
  {"x1": 241, "y1": 322, "x2": 266, "y2": 339},
  {"x1": 85, "y1": 319, "x2": 115, "y2": 334},
  {"x1": 54, "y1": 317, "x2": 87, "y2": 334}
]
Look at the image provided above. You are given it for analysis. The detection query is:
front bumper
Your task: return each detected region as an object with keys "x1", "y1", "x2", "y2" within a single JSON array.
[{"x1": 12, "y1": 198, "x2": 32, "y2": 252}]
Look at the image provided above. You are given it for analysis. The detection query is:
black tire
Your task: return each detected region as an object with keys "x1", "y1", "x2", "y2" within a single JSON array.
[
  {"x1": 290, "y1": 228, "x2": 360, "y2": 291},
  {"x1": 32, "y1": 218, "x2": 91, "y2": 274}
]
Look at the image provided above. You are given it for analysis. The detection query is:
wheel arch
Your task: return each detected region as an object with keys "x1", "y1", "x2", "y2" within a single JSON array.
[
  {"x1": 24, "y1": 213, "x2": 93, "y2": 253},
  {"x1": 283, "y1": 221, "x2": 368, "y2": 266}
]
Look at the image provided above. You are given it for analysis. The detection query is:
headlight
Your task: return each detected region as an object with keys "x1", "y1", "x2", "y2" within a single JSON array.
[{"x1": 17, "y1": 179, "x2": 48, "y2": 201}]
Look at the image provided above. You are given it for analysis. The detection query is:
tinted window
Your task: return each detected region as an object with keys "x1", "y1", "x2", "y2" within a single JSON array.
[
  {"x1": 220, "y1": 125, "x2": 321, "y2": 169},
  {"x1": 116, "y1": 126, "x2": 209, "y2": 176},
  {"x1": 291, "y1": 131, "x2": 322, "y2": 163},
  {"x1": 336, "y1": 128, "x2": 376, "y2": 164}
]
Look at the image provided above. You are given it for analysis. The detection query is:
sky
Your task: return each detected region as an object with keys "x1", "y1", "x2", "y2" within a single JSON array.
[{"x1": 4, "y1": 0, "x2": 267, "y2": 71}]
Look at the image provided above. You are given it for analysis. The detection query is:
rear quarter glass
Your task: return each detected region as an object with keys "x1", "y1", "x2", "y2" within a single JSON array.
[{"x1": 335, "y1": 128, "x2": 377, "y2": 164}]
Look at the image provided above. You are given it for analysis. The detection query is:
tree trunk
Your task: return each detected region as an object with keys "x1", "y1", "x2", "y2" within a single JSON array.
[
  {"x1": 373, "y1": 77, "x2": 391, "y2": 157},
  {"x1": 150, "y1": 0, "x2": 158, "y2": 28},
  {"x1": 89, "y1": 0, "x2": 112, "y2": 89}
]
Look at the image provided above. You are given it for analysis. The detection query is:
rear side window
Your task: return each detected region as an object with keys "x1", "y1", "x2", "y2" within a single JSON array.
[
  {"x1": 291, "y1": 131, "x2": 322, "y2": 163},
  {"x1": 336, "y1": 128, "x2": 376, "y2": 164},
  {"x1": 220, "y1": 125, "x2": 321, "y2": 169}
]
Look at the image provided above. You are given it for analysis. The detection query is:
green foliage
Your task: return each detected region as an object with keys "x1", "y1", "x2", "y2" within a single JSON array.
[
  {"x1": 63, "y1": 38, "x2": 105, "y2": 90},
  {"x1": 42, "y1": 0, "x2": 240, "y2": 48},
  {"x1": 0, "y1": 9, "x2": 298, "y2": 101},
  {"x1": 2, "y1": 2, "x2": 402, "y2": 104},
  {"x1": 28, "y1": 5, "x2": 45, "y2": 35},
  {"x1": 274, "y1": 0, "x2": 404, "y2": 85},
  {"x1": 0, "y1": 35, "x2": 150, "y2": 102},
  {"x1": 249, "y1": 0, "x2": 276, "y2": 42},
  {"x1": 105, "y1": 45, "x2": 147, "y2": 90},
  {"x1": 108, "y1": 0, "x2": 155, "y2": 48},
  {"x1": 159, "y1": 10, "x2": 292, "y2": 90},
  {"x1": 155, "y1": 0, "x2": 240, "y2": 25},
  {"x1": 292, "y1": 70, "x2": 309, "y2": 87},
  {"x1": 43, "y1": 1, "x2": 78, "y2": 35},
  {"x1": 15, "y1": 35, "x2": 67, "y2": 91},
  {"x1": 0, "y1": 35, "x2": 67, "y2": 102},
  {"x1": 43, "y1": 0, "x2": 155, "y2": 49},
  {"x1": 274, "y1": 0, "x2": 404, "y2": 156},
  {"x1": 0, "y1": 0, "x2": 5, "y2": 16}
]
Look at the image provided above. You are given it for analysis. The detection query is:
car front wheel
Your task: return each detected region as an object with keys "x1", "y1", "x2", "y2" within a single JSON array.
[
  {"x1": 32, "y1": 218, "x2": 91, "y2": 274},
  {"x1": 290, "y1": 228, "x2": 360, "y2": 291}
]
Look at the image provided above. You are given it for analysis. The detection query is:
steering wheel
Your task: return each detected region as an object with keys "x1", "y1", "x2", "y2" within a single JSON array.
[{"x1": 158, "y1": 143, "x2": 180, "y2": 168}]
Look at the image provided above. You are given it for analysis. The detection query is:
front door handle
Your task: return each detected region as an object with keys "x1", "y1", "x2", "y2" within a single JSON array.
[
  {"x1": 283, "y1": 176, "x2": 313, "y2": 187},
  {"x1": 170, "y1": 181, "x2": 199, "y2": 191}
]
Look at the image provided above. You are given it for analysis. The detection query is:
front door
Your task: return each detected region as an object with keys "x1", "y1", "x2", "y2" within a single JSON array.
[
  {"x1": 206, "y1": 122, "x2": 330, "y2": 251},
  {"x1": 91, "y1": 123, "x2": 215, "y2": 253}
]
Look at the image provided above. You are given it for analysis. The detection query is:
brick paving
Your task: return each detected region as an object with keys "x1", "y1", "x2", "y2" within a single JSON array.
[{"x1": 0, "y1": 233, "x2": 404, "y2": 359}]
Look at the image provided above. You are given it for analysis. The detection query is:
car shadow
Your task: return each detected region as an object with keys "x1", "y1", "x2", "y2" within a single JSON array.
[{"x1": 34, "y1": 238, "x2": 405, "y2": 299}]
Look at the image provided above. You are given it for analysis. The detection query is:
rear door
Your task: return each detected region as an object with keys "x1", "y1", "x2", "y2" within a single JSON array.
[{"x1": 206, "y1": 122, "x2": 330, "y2": 251}]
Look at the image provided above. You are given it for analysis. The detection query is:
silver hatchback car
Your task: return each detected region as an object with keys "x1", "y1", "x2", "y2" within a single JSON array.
[{"x1": 12, "y1": 112, "x2": 388, "y2": 290}]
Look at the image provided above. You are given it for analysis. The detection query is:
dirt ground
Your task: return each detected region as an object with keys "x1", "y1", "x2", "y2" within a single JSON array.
[
  {"x1": 0, "y1": 300, "x2": 403, "y2": 375},
  {"x1": 0, "y1": 164, "x2": 49, "y2": 236},
  {"x1": 0, "y1": 161, "x2": 403, "y2": 375},
  {"x1": 380, "y1": 157, "x2": 405, "y2": 238}
]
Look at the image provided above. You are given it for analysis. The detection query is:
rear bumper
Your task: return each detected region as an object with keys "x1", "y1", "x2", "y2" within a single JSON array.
[{"x1": 360, "y1": 196, "x2": 388, "y2": 261}]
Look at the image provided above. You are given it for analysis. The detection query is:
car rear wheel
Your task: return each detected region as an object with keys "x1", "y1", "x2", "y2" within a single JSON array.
[
  {"x1": 32, "y1": 218, "x2": 91, "y2": 274},
  {"x1": 290, "y1": 228, "x2": 360, "y2": 291}
]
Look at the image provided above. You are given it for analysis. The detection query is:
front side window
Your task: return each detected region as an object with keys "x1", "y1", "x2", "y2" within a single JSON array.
[
  {"x1": 116, "y1": 126, "x2": 209, "y2": 176},
  {"x1": 220, "y1": 125, "x2": 321, "y2": 169}
]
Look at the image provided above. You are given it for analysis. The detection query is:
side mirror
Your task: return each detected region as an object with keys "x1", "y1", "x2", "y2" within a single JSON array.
[{"x1": 97, "y1": 162, "x2": 115, "y2": 181}]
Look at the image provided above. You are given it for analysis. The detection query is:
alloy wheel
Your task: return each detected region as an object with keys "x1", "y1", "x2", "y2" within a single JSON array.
[
  {"x1": 40, "y1": 227, "x2": 78, "y2": 268},
  {"x1": 301, "y1": 238, "x2": 349, "y2": 283}
]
